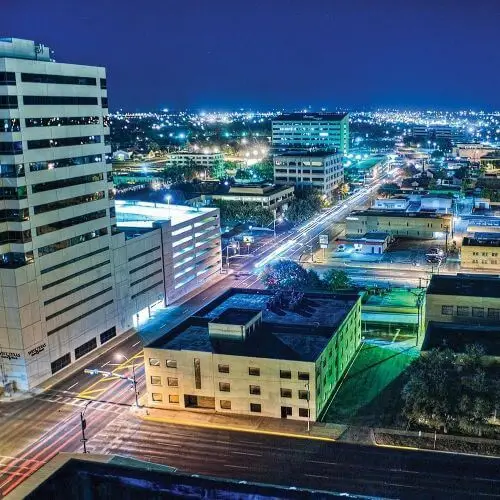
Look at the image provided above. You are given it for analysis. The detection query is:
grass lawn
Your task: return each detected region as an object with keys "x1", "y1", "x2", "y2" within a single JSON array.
[{"x1": 320, "y1": 340, "x2": 419, "y2": 427}]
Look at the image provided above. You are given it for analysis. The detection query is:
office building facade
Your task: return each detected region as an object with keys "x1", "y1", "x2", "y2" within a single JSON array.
[
  {"x1": 273, "y1": 151, "x2": 343, "y2": 199},
  {"x1": 272, "y1": 112, "x2": 349, "y2": 156},
  {"x1": 0, "y1": 39, "x2": 222, "y2": 391}
]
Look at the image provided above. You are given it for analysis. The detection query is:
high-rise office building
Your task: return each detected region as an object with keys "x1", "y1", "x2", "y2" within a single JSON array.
[
  {"x1": 0, "y1": 39, "x2": 222, "y2": 390},
  {"x1": 0, "y1": 38, "x2": 114, "y2": 389},
  {"x1": 272, "y1": 112, "x2": 349, "y2": 156}
]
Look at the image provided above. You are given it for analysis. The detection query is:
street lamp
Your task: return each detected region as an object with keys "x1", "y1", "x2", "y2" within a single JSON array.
[
  {"x1": 115, "y1": 353, "x2": 140, "y2": 407},
  {"x1": 165, "y1": 194, "x2": 172, "y2": 219},
  {"x1": 80, "y1": 400, "x2": 92, "y2": 453}
]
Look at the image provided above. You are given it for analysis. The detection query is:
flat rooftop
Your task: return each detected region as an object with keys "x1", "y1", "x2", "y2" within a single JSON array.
[
  {"x1": 348, "y1": 209, "x2": 450, "y2": 219},
  {"x1": 427, "y1": 274, "x2": 500, "y2": 299},
  {"x1": 115, "y1": 200, "x2": 218, "y2": 229},
  {"x1": 275, "y1": 150, "x2": 339, "y2": 158},
  {"x1": 463, "y1": 233, "x2": 500, "y2": 247},
  {"x1": 273, "y1": 112, "x2": 348, "y2": 122},
  {"x1": 210, "y1": 308, "x2": 260, "y2": 325},
  {"x1": 423, "y1": 321, "x2": 500, "y2": 357},
  {"x1": 148, "y1": 289, "x2": 360, "y2": 362}
]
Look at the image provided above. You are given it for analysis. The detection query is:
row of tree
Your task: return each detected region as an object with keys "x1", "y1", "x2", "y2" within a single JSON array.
[
  {"x1": 285, "y1": 188, "x2": 324, "y2": 224},
  {"x1": 214, "y1": 200, "x2": 274, "y2": 227},
  {"x1": 402, "y1": 346, "x2": 500, "y2": 436},
  {"x1": 260, "y1": 260, "x2": 351, "y2": 292}
]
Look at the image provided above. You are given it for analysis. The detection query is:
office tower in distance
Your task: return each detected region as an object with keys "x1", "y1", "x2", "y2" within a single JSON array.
[{"x1": 272, "y1": 112, "x2": 349, "y2": 156}]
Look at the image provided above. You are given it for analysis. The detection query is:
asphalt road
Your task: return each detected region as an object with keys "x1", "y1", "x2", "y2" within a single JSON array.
[
  {"x1": 0, "y1": 172, "x2": 409, "y2": 497},
  {"x1": 69, "y1": 417, "x2": 500, "y2": 498}
]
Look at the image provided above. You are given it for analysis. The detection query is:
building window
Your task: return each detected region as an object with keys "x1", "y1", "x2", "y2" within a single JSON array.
[
  {"x1": 219, "y1": 382, "x2": 230, "y2": 392},
  {"x1": 194, "y1": 358, "x2": 201, "y2": 389},
  {"x1": 280, "y1": 370, "x2": 291, "y2": 379},
  {"x1": 298, "y1": 372, "x2": 310, "y2": 381},
  {"x1": 280, "y1": 388, "x2": 292, "y2": 398},
  {"x1": 149, "y1": 358, "x2": 160, "y2": 366},
  {"x1": 75, "y1": 338, "x2": 97, "y2": 360},
  {"x1": 249, "y1": 367, "x2": 260, "y2": 376},
  {"x1": 100, "y1": 327, "x2": 116, "y2": 344},
  {"x1": 249, "y1": 385, "x2": 261, "y2": 395},
  {"x1": 299, "y1": 408, "x2": 310, "y2": 418},
  {"x1": 218, "y1": 364, "x2": 229, "y2": 373},
  {"x1": 166, "y1": 359, "x2": 177, "y2": 368},
  {"x1": 150, "y1": 376, "x2": 161, "y2": 386},
  {"x1": 441, "y1": 305, "x2": 453, "y2": 316},
  {"x1": 250, "y1": 403, "x2": 261, "y2": 413},
  {"x1": 50, "y1": 353, "x2": 71, "y2": 374},
  {"x1": 167, "y1": 377, "x2": 178, "y2": 387},
  {"x1": 220, "y1": 400, "x2": 231, "y2": 410},
  {"x1": 152, "y1": 393, "x2": 163, "y2": 402},
  {"x1": 456, "y1": 306, "x2": 470, "y2": 317},
  {"x1": 487, "y1": 308, "x2": 500, "y2": 320},
  {"x1": 298, "y1": 390, "x2": 310, "y2": 400},
  {"x1": 472, "y1": 307, "x2": 484, "y2": 318},
  {"x1": 23, "y1": 95, "x2": 98, "y2": 105},
  {"x1": 169, "y1": 394, "x2": 179, "y2": 404}
]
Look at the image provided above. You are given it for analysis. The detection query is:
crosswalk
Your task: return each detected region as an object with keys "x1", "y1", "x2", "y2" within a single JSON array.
[{"x1": 34, "y1": 392, "x2": 127, "y2": 415}]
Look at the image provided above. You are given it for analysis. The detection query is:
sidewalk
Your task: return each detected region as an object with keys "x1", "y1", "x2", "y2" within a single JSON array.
[{"x1": 137, "y1": 406, "x2": 346, "y2": 442}]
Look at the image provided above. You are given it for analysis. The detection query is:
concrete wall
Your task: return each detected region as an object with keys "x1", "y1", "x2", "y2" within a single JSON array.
[{"x1": 426, "y1": 293, "x2": 500, "y2": 325}]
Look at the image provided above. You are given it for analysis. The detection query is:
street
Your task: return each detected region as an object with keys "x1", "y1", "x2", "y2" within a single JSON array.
[{"x1": 3, "y1": 170, "x2": 485, "y2": 498}]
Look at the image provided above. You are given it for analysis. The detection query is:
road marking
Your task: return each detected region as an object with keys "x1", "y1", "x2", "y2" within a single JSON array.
[
  {"x1": 304, "y1": 473, "x2": 329, "y2": 479},
  {"x1": 231, "y1": 451, "x2": 262, "y2": 457},
  {"x1": 308, "y1": 460, "x2": 338, "y2": 466},
  {"x1": 224, "y1": 464, "x2": 249, "y2": 469},
  {"x1": 101, "y1": 361, "x2": 110, "y2": 368},
  {"x1": 132, "y1": 340, "x2": 141, "y2": 347},
  {"x1": 67, "y1": 382, "x2": 78, "y2": 390}
]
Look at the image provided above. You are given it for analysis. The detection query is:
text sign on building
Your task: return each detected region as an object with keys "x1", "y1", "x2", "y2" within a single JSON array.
[{"x1": 319, "y1": 234, "x2": 329, "y2": 249}]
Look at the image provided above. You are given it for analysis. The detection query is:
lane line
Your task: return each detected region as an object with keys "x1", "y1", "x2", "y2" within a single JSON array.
[
  {"x1": 231, "y1": 451, "x2": 262, "y2": 457},
  {"x1": 224, "y1": 464, "x2": 249, "y2": 469},
  {"x1": 67, "y1": 382, "x2": 78, "y2": 391},
  {"x1": 132, "y1": 340, "x2": 142, "y2": 347}
]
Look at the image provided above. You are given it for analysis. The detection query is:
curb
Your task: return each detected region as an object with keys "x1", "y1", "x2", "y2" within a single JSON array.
[
  {"x1": 140, "y1": 414, "x2": 336, "y2": 442},
  {"x1": 373, "y1": 437, "x2": 500, "y2": 459}
]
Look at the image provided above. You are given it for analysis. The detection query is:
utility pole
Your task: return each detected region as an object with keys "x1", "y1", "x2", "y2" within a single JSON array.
[
  {"x1": 305, "y1": 382, "x2": 311, "y2": 433},
  {"x1": 80, "y1": 401, "x2": 92, "y2": 453}
]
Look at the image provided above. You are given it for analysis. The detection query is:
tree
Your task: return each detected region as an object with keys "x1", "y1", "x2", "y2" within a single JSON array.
[
  {"x1": 213, "y1": 200, "x2": 273, "y2": 227},
  {"x1": 322, "y1": 269, "x2": 351, "y2": 291},
  {"x1": 252, "y1": 160, "x2": 274, "y2": 182},
  {"x1": 401, "y1": 346, "x2": 499, "y2": 435},
  {"x1": 402, "y1": 349, "x2": 459, "y2": 433},
  {"x1": 378, "y1": 183, "x2": 400, "y2": 197},
  {"x1": 285, "y1": 189, "x2": 323, "y2": 224},
  {"x1": 260, "y1": 260, "x2": 310, "y2": 290},
  {"x1": 210, "y1": 159, "x2": 227, "y2": 180}
]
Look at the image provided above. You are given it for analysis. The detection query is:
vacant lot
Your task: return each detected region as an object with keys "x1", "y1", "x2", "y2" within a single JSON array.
[{"x1": 321, "y1": 340, "x2": 418, "y2": 427}]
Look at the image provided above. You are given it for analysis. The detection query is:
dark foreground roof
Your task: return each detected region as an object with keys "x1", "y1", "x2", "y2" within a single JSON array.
[
  {"x1": 427, "y1": 274, "x2": 500, "y2": 299},
  {"x1": 23, "y1": 456, "x2": 342, "y2": 499},
  {"x1": 423, "y1": 321, "x2": 500, "y2": 357}
]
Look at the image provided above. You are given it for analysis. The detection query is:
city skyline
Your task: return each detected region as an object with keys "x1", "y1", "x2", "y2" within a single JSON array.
[{"x1": 3, "y1": 0, "x2": 500, "y2": 111}]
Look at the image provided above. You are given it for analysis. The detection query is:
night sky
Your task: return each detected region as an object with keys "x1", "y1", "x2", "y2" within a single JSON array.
[{"x1": 2, "y1": 0, "x2": 499, "y2": 111}]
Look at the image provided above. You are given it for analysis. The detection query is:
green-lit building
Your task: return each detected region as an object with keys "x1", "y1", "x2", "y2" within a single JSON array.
[
  {"x1": 272, "y1": 112, "x2": 350, "y2": 156},
  {"x1": 144, "y1": 288, "x2": 362, "y2": 422},
  {"x1": 361, "y1": 288, "x2": 425, "y2": 342}
]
